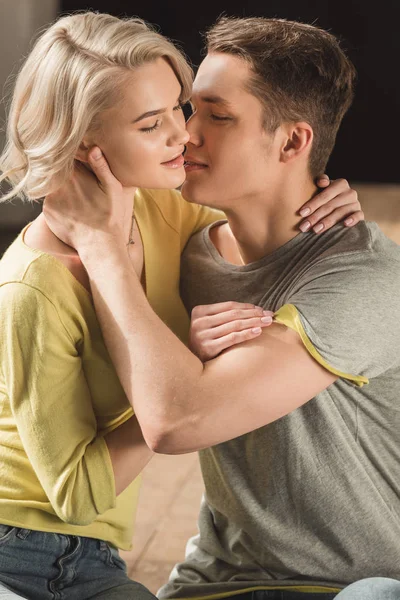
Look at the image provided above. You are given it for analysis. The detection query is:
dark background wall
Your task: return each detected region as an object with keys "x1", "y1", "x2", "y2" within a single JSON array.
[{"x1": 60, "y1": 0, "x2": 400, "y2": 184}]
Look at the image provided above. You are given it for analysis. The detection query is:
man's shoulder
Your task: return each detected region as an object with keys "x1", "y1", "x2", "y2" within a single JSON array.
[{"x1": 312, "y1": 221, "x2": 400, "y2": 274}]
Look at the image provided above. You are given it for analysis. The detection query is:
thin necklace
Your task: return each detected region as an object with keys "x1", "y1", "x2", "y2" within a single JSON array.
[{"x1": 127, "y1": 205, "x2": 135, "y2": 246}]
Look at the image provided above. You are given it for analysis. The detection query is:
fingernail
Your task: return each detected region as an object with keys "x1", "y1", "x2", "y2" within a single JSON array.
[
  {"x1": 252, "y1": 327, "x2": 262, "y2": 334},
  {"x1": 299, "y1": 207, "x2": 311, "y2": 217},
  {"x1": 299, "y1": 221, "x2": 311, "y2": 232},
  {"x1": 345, "y1": 218, "x2": 353, "y2": 226},
  {"x1": 91, "y1": 147, "x2": 102, "y2": 160},
  {"x1": 263, "y1": 310, "x2": 272, "y2": 316},
  {"x1": 314, "y1": 223, "x2": 324, "y2": 233},
  {"x1": 261, "y1": 316, "x2": 273, "y2": 324}
]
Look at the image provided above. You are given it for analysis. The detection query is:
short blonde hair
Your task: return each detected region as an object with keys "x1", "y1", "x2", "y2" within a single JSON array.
[{"x1": 0, "y1": 11, "x2": 193, "y2": 202}]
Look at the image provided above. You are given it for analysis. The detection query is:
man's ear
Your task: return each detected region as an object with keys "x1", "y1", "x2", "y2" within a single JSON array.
[{"x1": 280, "y1": 122, "x2": 313, "y2": 164}]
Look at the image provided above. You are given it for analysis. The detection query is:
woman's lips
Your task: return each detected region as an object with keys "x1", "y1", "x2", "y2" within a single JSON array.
[{"x1": 161, "y1": 154, "x2": 185, "y2": 168}]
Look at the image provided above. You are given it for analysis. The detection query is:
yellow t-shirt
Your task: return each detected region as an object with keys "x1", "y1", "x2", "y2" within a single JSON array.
[{"x1": 0, "y1": 188, "x2": 222, "y2": 550}]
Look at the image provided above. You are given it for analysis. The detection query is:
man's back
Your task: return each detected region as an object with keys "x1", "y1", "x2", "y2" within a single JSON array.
[{"x1": 159, "y1": 221, "x2": 400, "y2": 598}]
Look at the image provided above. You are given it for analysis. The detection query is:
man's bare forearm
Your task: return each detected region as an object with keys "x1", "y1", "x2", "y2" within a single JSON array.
[
  {"x1": 80, "y1": 242, "x2": 205, "y2": 450},
  {"x1": 79, "y1": 241, "x2": 336, "y2": 456}
]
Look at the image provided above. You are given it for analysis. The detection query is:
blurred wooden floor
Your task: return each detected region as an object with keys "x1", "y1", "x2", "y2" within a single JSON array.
[
  {"x1": 121, "y1": 183, "x2": 400, "y2": 595},
  {"x1": 121, "y1": 453, "x2": 204, "y2": 593}
]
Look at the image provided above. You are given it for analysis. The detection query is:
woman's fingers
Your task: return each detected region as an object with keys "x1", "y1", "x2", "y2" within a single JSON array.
[
  {"x1": 191, "y1": 301, "x2": 256, "y2": 318},
  {"x1": 189, "y1": 302, "x2": 275, "y2": 361},
  {"x1": 201, "y1": 314, "x2": 273, "y2": 340},
  {"x1": 193, "y1": 306, "x2": 271, "y2": 330},
  {"x1": 299, "y1": 190, "x2": 362, "y2": 233},
  {"x1": 299, "y1": 178, "x2": 357, "y2": 218},
  {"x1": 344, "y1": 210, "x2": 364, "y2": 227},
  {"x1": 305, "y1": 205, "x2": 365, "y2": 234},
  {"x1": 315, "y1": 173, "x2": 330, "y2": 188},
  {"x1": 204, "y1": 327, "x2": 266, "y2": 358},
  {"x1": 299, "y1": 193, "x2": 354, "y2": 231},
  {"x1": 87, "y1": 146, "x2": 119, "y2": 192}
]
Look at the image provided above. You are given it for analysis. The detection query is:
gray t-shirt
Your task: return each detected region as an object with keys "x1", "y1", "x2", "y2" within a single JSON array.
[{"x1": 159, "y1": 221, "x2": 400, "y2": 599}]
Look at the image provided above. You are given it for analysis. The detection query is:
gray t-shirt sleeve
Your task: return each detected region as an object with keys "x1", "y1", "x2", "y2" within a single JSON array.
[{"x1": 277, "y1": 251, "x2": 400, "y2": 381}]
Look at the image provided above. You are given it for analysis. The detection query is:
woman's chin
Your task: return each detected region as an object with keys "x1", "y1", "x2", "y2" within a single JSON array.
[
  {"x1": 122, "y1": 167, "x2": 186, "y2": 191},
  {"x1": 150, "y1": 170, "x2": 186, "y2": 190}
]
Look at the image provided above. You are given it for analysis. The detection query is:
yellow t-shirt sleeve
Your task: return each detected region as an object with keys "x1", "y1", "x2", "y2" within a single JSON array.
[
  {"x1": 0, "y1": 282, "x2": 116, "y2": 525},
  {"x1": 274, "y1": 304, "x2": 368, "y2": 387}
]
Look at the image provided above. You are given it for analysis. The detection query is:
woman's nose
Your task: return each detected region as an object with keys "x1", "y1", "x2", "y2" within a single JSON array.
[
  {"x1": 186, "y1": 113, "x2": 202, "y2": 147},
  {"x1": 171, "y1": 113, "x2": 190, "y2": 146}
]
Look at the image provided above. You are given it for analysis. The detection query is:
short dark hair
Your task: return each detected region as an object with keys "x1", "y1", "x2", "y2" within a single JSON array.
[{"x1": 205, "y1": 17, "x2": 356, "y2": 176}]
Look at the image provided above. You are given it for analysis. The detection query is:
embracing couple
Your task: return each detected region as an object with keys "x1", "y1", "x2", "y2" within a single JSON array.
[{"x1": 0, "y1": 10, "x2": 399, "y2": 600}]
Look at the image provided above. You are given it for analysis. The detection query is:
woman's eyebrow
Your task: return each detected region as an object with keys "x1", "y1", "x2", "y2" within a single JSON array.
[
  {"x1": 132, "y1": 97, "x2": 181, "y2": 124},
  {"x1": 132, "y1": 108, "x2": 166, "y2": 123}
]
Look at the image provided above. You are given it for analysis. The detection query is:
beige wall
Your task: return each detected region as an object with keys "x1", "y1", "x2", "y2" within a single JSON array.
[
  {"x1": 0, "y1": 0, "x2": 59, "y2": 152},
  {"x1": 0, "y1": 0, "x2": 58, "y2": 228}
]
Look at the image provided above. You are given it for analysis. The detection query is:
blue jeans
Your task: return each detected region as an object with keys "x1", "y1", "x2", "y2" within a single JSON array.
[
  {"x1": 0, "y1": 524, "x2": 156, "y2": 599},
  {"x1": 232, "y1": 579, "x2": 400, "y2": 600},
  {"x1": 335, "y1": 578, "x2": 400, "y2": 599},
  {"x1": 231, "y1": 591, "x2": 337, "y2": 600}
]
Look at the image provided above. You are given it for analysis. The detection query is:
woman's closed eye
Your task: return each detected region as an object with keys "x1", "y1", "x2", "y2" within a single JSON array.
[
  {"x1": 140, "y1": 103, "x2": 183, "y2": 133},
  {"x1": 140, "y1": 120, "x2": 161, "y2": 133}
]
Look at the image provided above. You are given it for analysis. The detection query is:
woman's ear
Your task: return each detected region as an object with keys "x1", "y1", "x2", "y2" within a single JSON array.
[
  {"x1": 280, "y1": 122, "x2": 313, "y2": 164},
  {"x1": 75, "y1": 139, "x2": 91, "y2": 163}
]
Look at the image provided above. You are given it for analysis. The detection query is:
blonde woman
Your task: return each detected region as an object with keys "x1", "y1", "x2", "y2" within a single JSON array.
[{"x1": 0, "y1": 11, "x2": 362, "y2": 600}]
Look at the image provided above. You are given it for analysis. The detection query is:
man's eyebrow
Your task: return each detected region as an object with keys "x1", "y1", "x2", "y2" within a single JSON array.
[
  {"x1": 132, "y1": 97, "x2": 181, "y2": 124},
  {"x1": 199, "y1": 95, "x2": 233, "y2": 108}
]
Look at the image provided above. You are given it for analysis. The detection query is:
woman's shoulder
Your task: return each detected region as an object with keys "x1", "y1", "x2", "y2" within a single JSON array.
[
  {"x1": 23, "y1": 215, "x2": 90, "y2": 293},
  {"x1": 0, "y1": 216, "x2": 90, "y2": 305}
]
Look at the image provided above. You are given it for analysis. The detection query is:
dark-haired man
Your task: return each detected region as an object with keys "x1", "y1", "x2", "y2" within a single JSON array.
[{"x1": 44, "y1": 17, "x2": 400, "y2": 600}]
